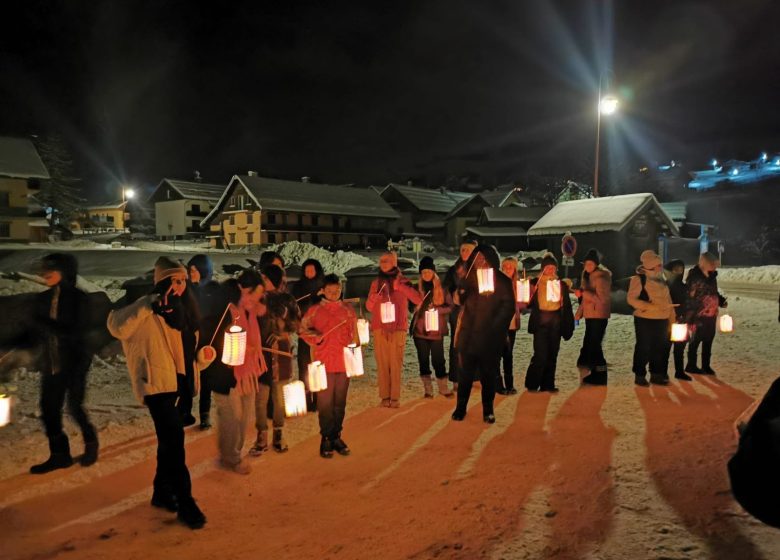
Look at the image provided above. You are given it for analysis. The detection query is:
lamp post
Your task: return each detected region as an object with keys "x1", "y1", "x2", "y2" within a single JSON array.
[
  {"x1": 121, "y1": 187, "x2": 135, "y2": 203},
  {"x1": 593, "y1": 75, "x2": 618, "y2": 198}
]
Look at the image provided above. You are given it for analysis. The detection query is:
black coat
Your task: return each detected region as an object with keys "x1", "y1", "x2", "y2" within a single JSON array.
[
  {"x1": 527, "y1": 278, "x2": 575, "y2": 341},
  {"x1": 33, "y1": 285, "x2": 91, "y2": 372},
  {"x1": 685, "y1": 266, "x2": 726, "y2": 321},
  {"x1": 454, "y1": 270, "x2": 515, "y2": 357},
  {"x1": 667, "y1": 275, "x2": 687, "y2": 323}
]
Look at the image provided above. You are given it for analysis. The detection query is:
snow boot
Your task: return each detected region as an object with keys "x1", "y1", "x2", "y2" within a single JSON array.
[
  {"x1": 436, "y1": 377, "x2": 454, "y2": 398},
  {"x1": 249, "y1": 431, "x2": 268, "y2": 456},
  {"x1": 80, "y1": 439, "x2": 99, "y2": 467},
  {"x1": 273, "y1": 428, "x2": 288, "y2": 453},
  {"x1": 320, "y1": 437, "x2": 334, "y2": 459},
  {"x1": 422, "y1": 376, "x2": 434, "y2": 399},
  {"x1": 177, "y1": 497, "x2": 206, "y2": 530},
  {"x1": 331, "y1": 433, "x2": 350, "y2": 456},
  {"x1": 30, "y1": 434, "x2": 73, "y2": 475}
]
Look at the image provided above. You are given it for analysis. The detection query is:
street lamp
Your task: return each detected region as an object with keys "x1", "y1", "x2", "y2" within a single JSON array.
[
  {"x1": 122, "y1": 188, "x2": 135, "y2": 202},
  {"x1": 593, "y1": 77, "x2": 619, "y2": 198}
]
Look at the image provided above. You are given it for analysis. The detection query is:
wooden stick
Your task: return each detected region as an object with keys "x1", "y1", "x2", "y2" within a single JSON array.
[
  {"x1": 321, "y1": 319, "x2": 348, "y2": 339},
  {"x1": 207, "y1": 304, "x2": 233, "y2": 348},
  {"x1": 260, "y1": 346, "x2": 294, "y2": 358}
]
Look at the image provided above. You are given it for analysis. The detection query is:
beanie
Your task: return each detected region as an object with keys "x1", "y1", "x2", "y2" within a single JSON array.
[
  {"x1": 418, "y1": 256, "x2": 435, "y2": 272},
  {"x1": 187, "y1": 254, "x2": 213, "y2": 283},
  {"x1": 582, "y1": 248, "x2": 600, "y2": 266},
  {"x1": 640, "y1": 250, "x2": 662, "y2": 270},
  {"x1": 540, "y1": 252, "x2": 558, "y2": 270},
  {"x1": 154, "y1": 256, "x2": 187, "y2": 285}
]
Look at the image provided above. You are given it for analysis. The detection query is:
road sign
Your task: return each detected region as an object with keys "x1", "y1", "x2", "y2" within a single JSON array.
[
  {"x1": 561, "y1": 234, "x2": 577, "y2": 258},
  {"x1": 562, "y1": 256, "x2": 575, "y2": 267}
]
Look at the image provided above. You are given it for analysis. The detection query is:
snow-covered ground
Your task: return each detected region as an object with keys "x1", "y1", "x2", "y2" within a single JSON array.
[{"x1": 719, "y1": 265, "x2": 780, "y2": 285}]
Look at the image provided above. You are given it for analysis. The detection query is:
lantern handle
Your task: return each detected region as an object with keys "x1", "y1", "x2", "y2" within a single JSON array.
[{"x1": 207, "y1": 303, "x2": 235, "y2": 348}]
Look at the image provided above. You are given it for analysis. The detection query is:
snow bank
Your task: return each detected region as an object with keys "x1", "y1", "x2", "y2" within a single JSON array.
[
  {"x1": 718, "y1": 266, "x2": 780, "y2": 285},
  {"x1": 268, "y1": 241, "x2": 374, "y2": 276}
]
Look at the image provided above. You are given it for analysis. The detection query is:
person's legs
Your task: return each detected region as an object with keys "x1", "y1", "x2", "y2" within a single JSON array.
[
  {"x1": 454, "y1": 352, "x2": 476, "y2": 418},
  {"x1": 448, "y1": 310, "x2": 461, "y2": 382},
  {"x1": 333, "y1": 374, "x2": 350, "y2": 439},
  {"x1": 198, "y1": 371, "x2": 212, "y2": 427},
  {"x1": 583, "y1": 319, "x2": 608, "y2": 385},
  {"x1": 146, "y1": 393, "x2": 192, "y2": 502},
  {"x1": 633, "y1": 317, "x2": 651, "y2": 378},
  {"x1": 649, "y1": 320, "x2": 670, "y2": 383},
  {"x1": 317, "y1": 373, "x2": 336, "y2": 438},
  {"x1": 414, "y1": 337, "x2": 434, "y2": 397},
  {"x1": 214, "y1": 391, "x2": 241, "y2": 466},
  {"x1": 31, "y1": 371, "x2": 72, "y2": 473},
  {"x1": 687, "y1": 322, "x2": 703, "y2": 371},
  {"x1": 525, "y1": 329, "x2": 550, "y2": 391},
  {"x1": 541, "y1": 325, "x2": 562, "y2": 391},
  {"x1": 271, "y1": 381, "x2": 287, "y2": 452},
  {"x1": 389, "y1": 331, "x2": 406, "y2": 404},
  {"x1": 65, "y1": 359, "x2": 98, "y2": 465},
  {"x1": 479, "y1": 353, "x2": 500, "y2": 417},
  {"x1": 250, "y1": 383, "x2": 270, "y2": 455},
  {"x1": 502, "y1": 330, "x2": 517, "y2": 391},
  {"x1": 374, "y1": 331, "x2": 391, "y2": 403}
]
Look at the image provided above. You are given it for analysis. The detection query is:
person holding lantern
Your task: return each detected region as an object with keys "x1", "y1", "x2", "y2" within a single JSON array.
[
  {"x1": 366, "y1": 252, "x2": 422, "y2": 408},
  {"x1": 451, "y1": 245, "x2": 515, "y2": 423},
  {"x1": 29, "y1": 253, "x2": 99, "y2": 474},
  {"x1": 497, "y1": 256, "x2": 525, "y2": 395},
  {"x1": 627, "y1": 250, "x2": 676, "y2": 387},
  {"x1": 573, "y1": 249, "x2": 612, "y2": 386},
  {"x1": 443, "y1": 240, "x2": 477, "y2": 388},
  {"x1": 299, "y1": 274, "x2": 358, "y2": 458},
  {"x1": 291, "y1": 258, "x2": 325, "y2": 412},
  {"x1": 684, "y1": 252, "x2": 727, "y2": 375},
  {"x1": 664, "y1": 259, "x2": 691, "y2": 381},
  {"x1": 107, "y1": 256, "x2": 215, "y2": 529},
  {"x1": 524, "y1": 253, "x2": 575, "y2": 393},
  {"x1": 411, "y1": 256, "x2": 454, "y2": 399}
]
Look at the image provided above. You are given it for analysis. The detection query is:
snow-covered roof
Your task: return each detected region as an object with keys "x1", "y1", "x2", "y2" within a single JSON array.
[
  {"x1": 527, "y1": 193, "x2": 679, "y2": 236},
  {"x1": 466, "y1": 225, "x2": 527, "y2": 237},
  {"x1": 382, "y1": 184, "x2": 472, "y2": 213},
  {"x1": 659, "y1": 202, "x2": 687, "y2": 224},
  {"x1": 0, "y1": 137, "x2": 50, "y2": 180},
  {"x1": 151, "y1": 178, "x2": 226, "y2": 202},
  {"x1": 480, "y1": 206, "x2": 549, "y2": 224}
]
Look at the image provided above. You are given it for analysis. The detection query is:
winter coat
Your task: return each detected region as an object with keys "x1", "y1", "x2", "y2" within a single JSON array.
[
  {"x1": 299, "y1": 300, "x2": 357, "y2": 373},
  {"x1": 666, "y1": 273, "x2": 688, "y2": 323},
  {"x1": 578, "y1": 267, "x2": 612, "y2": 319},
  {"x1": 33, "y1": 284, "x2": 91, "y2": 374},
  {"x1": 410, "y1": 280, "x2": 453, "y2": 340},
  {"x1": 685, "y1": 266, "x2": 726, "y2": 322},
  {"x1": 365, "y1": 269, "x2": 423, "y2": 333},
  {"x1": 527, "y1": 276, "x2": 575, "y2": 340},
  {"x1": 291, "y1": 259, "x2": 325, "y2": 316},
  {"x1": 627, "y1": 268, "x2": 676, "y2": 322},
  {"x1": 260, "y1": 291, "x2": 300, "y2": 382},
  {"x1": 454, "y1": 268, "x2": 516, "y2": 357},
  {"x1": 107, "y1": 294, "x2": 215, "y2": 404}
]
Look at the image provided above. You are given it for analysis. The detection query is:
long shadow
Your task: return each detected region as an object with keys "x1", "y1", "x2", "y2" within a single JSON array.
[
  {"x1": 636, "y1": 379, "x2": 765, "y2": 560},
  {"x1": 547, "y1": 386, "x2": 616, "y2": 559}
]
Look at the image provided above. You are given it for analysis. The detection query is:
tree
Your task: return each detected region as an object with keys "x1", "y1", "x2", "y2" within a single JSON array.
[{"x1": 32, "y1": 133, "x2": 84, "y2": 235}]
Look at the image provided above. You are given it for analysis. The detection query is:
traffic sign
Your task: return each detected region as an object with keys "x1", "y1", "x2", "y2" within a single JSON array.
[
  {"x1": 561, "y1": 234, "x2": 577, "y2": 258},
  {"x1": 562, "y1": 256, "x2": 575, "y2": 267}
]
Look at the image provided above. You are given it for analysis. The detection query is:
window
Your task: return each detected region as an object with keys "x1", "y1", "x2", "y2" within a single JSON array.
[
  {"x1": 0, "y1": 222, "x2": 10, "y2": 238},
  {"x1": 192, "y1": 220, "x2": 200, "y2": 230},
  {"x1": 229, "y1": 215, "x2": 235, "y2": 226},
  {"x1": 312, "y1": 215, "x2": 319, "y2": 226},
  {"x1": 246, "y1": 232, "x2": 254, "y2": 244},
  {"x1": 107, "y1": 216, "x2": 114, "y2": 223},
  {"x1": 238, "y1": 195, "x2": 245, "y2": 210},
  {"x1": 268, "y1": 232, "x2": 276, "y2": 243},
  {"x1": 0, "y1": 191, "x2": 9, "y2": 207},
  {"x1": 246, "y1": 212, "x2": 253, "y2": 225},
  {"x1": 311, "y1": 233, "x2": 319, "y2": 245},
  {"x1": 229, "y1": 233, "x2": 236, "y2": 245},
  {"x1": 191, "y1": 204, "x2": 200, "y2": 214},
  {"x1": 268, "y1": 213, "x2": 277, "y2": 225}
]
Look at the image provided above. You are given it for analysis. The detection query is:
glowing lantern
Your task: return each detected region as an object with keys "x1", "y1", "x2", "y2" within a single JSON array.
[
  {"x1": 357, "y1": 318, "x2": 370, "y2": 345},
  {"x1": 477, "y1": 268, "x2": 494, "y2": 294},
  {"x1": 221, "y1": 325, "x2": 246, "y2": 366},
  {"x1": 344, "y1": 344, "x2": 365, "y2": 378},
  {"x1": 380, "y1": 301, "x2": 396, "y2": 324},
  {"x1": 424, "y1": 307, "x2": 439, "y2": 332},
  {"x1": 283, "y1": 381, "x2": 307, "y2": 417},
  {"x1": 546, "y1": 279, "x2": 561, "y2": 303},
  {"x1": 516, "y1": 278, "x2": 531, "y2": 303},
  {"x1": 719, "y1": 314, "x2": 734, "y2": 333},
  {"x1": 670, "y1": 323, "x2": 688, "y2": 342},
  {"x1": 0, "y1": 394, "x2": 11, "y2": 428},
  {"x1": 306, "y1": 361, "x2": 328, "y2": 392}
]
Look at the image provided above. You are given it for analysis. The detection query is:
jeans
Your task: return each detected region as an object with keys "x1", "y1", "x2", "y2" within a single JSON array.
[
  {"x1": 577, "y1": 318, "x2": 608, "y2": 374},
  {"x1": 255, "y1": 381, "x2": 285, "y2": 432},
  {"x1": 145, "y1": 392, "x2": 192, "y2": 501},
  {"x1": 413, "y1": 337, "x2": 447, "y2": 378},
  {"x1": 317, "y1": 372, "x2": 350, "y2": 439},
  {"x1": 214, "y1": 389, "x2": 254, "y2": 466}
]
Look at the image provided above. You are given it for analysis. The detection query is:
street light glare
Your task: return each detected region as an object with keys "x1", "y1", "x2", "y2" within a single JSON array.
[
  {"x1": 125, "y1": 189, "x2": 136, "y2": 199},
  {"x1": 599, "y1": 96, "x2": 619, "y2": 115}
]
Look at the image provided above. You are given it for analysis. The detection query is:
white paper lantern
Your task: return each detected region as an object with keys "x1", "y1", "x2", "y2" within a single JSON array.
[
  {"x1": 283, "y1": 381, "x2": 307, "y2": 417},
  {"x1": 424, "y1": 307, "x2": 439, "y2": 332},
  {"x1": 670, "y1": 322, "x2": 688, "y2": 342},
  {"x1": 546, "y1": 279, "x2": 561, "y2": 303},
  {"x1": 357, "y1": 318, "x2": 370, "y2": 345},
  {"x1": 0, "y1": 394, "x2": 11, "y2": 428},
  {"x1": 221, "y1": 325, "x2": 247, "y2": 366},
  {"x1": 306, "y1": 361, "x2": 328, "y2": 392},
  {"x1": 516, "y1": 278, "x2": 531, "y2": 303},
  {"x1": 380, "y1": 301, "x2": 396, "y2": 324},
  {"x1": 477, "y1": 268, "x2": 494, "y2": 294},
  {"x1": 719, "y1": 314, "x2": 734, "y2": 333},
  {"x1": 344, "y1": 344, "x2": 365, "y2": 378}
]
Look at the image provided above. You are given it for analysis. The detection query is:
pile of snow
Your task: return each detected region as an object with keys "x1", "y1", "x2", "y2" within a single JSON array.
[
  {"x1": 268, "y1": 241, "x2": 374, "y2": 276},
  {"x1": 718, "y1": 266, "x2": 780, "y2": 285}
]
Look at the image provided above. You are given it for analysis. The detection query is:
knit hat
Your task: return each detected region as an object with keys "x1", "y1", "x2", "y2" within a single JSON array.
[
  {"x1": 540, "y1": 252, "x2": 558, "y2": 270},
  {"x1": 40, "y1": 253, "x2": 79, "y2": 287},
  {"x1": 186, "y1": 254, "x2": 213, "y2": 283},
  {"x1": 419, "y1": 256, "x2": 435, "y2": 272},
  {"x1": 261, "y1": 264, "x2": 284, "y2": 289},
  {"x1": 582, "y1": 248, "x2": 600, "y2": 266},
  {"x1": 639, "y1": 250, "x2": 662, "y2": 270},
  {"x1": 154, "y1": 256, "x2": 187, "y2": 285}
]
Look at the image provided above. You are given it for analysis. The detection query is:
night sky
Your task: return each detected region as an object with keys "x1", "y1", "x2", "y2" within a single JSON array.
[{"x1": 2, "y1": 0, "x2": 779, "y2": 200}]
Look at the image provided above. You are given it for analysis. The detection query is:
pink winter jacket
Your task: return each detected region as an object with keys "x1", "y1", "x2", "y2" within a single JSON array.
[{"x1": 365, "y1": 272, "x2": 423, "y2": 333}]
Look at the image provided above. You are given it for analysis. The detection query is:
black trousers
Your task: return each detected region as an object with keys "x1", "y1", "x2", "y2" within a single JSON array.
[
  {"x1": 448, "y1": 308, "x2": 461, "y2": 382},
  {"x1": 525, "y1": 319, "x2": 562, "y2": 391},
  {"x1": 317, "y1": 372, "x2": 350, "y2": 439},
  {"x1": 632, "y1": 317, "x2": 670, "y2": 378},
  {"x1": 177, "y1": 372, "x2": 194, "y2": 419},
  {"x1": 672, "y1": 340, "x2": 687, "y2": 375},
  {"x1": 198, "y1": 372, "x2": 212, "y2": 420},
  {"x1": 414, "y1": 337, "x2": 447, "y2": 378},
  {"x1": 497, "y1": 330, "x2": 517, "y2": 391},
  {"x1": 688, "y1": 316, "x2": 716, "y2": 369},
  {"x1": 456, "y1": 351, "x2": 499, "y2": 416},
  {"x1": 577, "y1": 319, "x2": 608, "y2": 374},
  {"x1": 40, "y1": 358, "x2": 96, "y2": 453},
  {"x1": 145, "y1": 392, "x2": 192, "y2": 501}
]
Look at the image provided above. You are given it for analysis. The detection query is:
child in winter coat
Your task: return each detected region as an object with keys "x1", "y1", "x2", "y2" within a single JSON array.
[
  {"x1": 30, "y1": 253, "x2": 98, "y2": 474},
  {"x1": 299, "y1": 274, "x2": 358, "y2": 458},
  {"x1": 574, "y1": 249, "x2": 612, "y2": 386},
  {"x1": 525, "y1": 253, "x2": 575, "y2": 393},
  {"x1": 684, "y1": 252, "x2": 727, "y2": 375},
  {"x1": 411, "y1": 256, "x2": 454, "y2": 399},
  {"x1": 366, "y1": 252, "x2": 423, "y2": 408},
  {"x1": 627, "y1": 250, "x2": 676, "y2": 387},
  {"x1": 498, "y1": 257, "x2": 524, "y2": 395},
  {"x1": 664, "y1": 259, "x2": 690, "y2": 381}
]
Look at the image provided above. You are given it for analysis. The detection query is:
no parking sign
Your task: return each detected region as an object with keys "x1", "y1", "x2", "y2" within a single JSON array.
[{"x1": 561, "y1": 234, "x2": 577, "y2": 258}]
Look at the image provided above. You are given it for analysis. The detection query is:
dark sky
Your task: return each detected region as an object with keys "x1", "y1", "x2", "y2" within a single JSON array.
[{"x1": 2, "y1": 0, "x2": 779, "y2": 200}]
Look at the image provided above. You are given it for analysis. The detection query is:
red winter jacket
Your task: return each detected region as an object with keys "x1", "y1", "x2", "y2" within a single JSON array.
[
  {"x1": 365, "y1": 270, "x2": 423, "y2": 333},
  {"x1": 299, "y1": 300, "x2": 357, "y2": 373}
]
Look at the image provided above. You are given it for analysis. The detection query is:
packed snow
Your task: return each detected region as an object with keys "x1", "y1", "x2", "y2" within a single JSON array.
[{"x1": 719, "y1": 265, "x2": 780, "y2": 285}]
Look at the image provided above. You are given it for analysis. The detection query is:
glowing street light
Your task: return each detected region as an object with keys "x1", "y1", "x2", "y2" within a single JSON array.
[
  {"x1": 593, "y1": 74, "x2": 619, "y2": 198},
  {"x1": 599, "y1": 96, "x2": 619, "y2": 115},
  {"x1": 122, "y1": 187, "x2": 135, "y2": 202}
]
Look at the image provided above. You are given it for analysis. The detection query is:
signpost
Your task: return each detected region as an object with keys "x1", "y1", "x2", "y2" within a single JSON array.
[
  {"x1": 561, "y1": 233, "x2": 577, "y2": 279},
  {"x1": 718, "y1": 240, "x2": 725, "y2": 265}
]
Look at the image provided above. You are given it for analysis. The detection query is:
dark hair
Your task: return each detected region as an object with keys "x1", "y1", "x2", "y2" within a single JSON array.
[
  {"x1": 301, "y1": 258, "x2": 324, "y2": 278},
  {"x1": 221, "y1": 278, "x2": 242, "y2": 306},
  {"x1": 322, "y1": 273, "x2": 341, "y2": 287},
  {"x1": 261, "y1": 264, "x2": 284, "y2": 289},
  {"x1": 187, "y1": 254, "x2": 213, "y2": 283},
  {"x1": 259, "y1": 250, "x2": 284, "y2": 268},
  {"x1": 237, "y1": 268, "x2": 263, "y2": 289},
  {"x1": 40, "y1": 253, "x2": 79, "y2": 287}
]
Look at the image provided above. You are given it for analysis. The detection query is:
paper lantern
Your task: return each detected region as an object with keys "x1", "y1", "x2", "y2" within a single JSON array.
[
  {"x1": 306, "y1": 361, "x2": 328, "y2": 392},
  {"x1": 0, "y1": 394, "x2": 11, "y2": 428},
  {"x1": 546, "y1": 279, "x2": 561, "y2": 303},
  {"x1": 283, "y1": 381, "x2": 307, "y2": 417},
  {"x1": 221, "y1": 325, "x2": 246, "y2": 366},
  {"x1": 516, "y1": 278, "x2": 531, "y2": 303},
  {"x1": 344, "y1": 344, "x2": 365, "y2": 378},
  {"x1": 380, "y1": 301, "x2": 396, "y2": 324},
  {"x1": 670, "y1": 322, "x2": 688, "y2": 342},
  {"x1": 424, "y1": 307, "x2": 439, "y2": 332},
  {"x1": 719, "y1": 314, "x2": 734, "y2": 333},
  {"x1": 357, "y1": 318, "x2": 370, "y2": 345},
  {"x1": 477, "y1": 268, "x2": 494, "y2": 294}
]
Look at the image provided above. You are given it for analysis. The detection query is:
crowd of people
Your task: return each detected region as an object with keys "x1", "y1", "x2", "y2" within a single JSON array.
[{"x1": 24, "y1": 243, "x2": 734, "y2": 530}]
